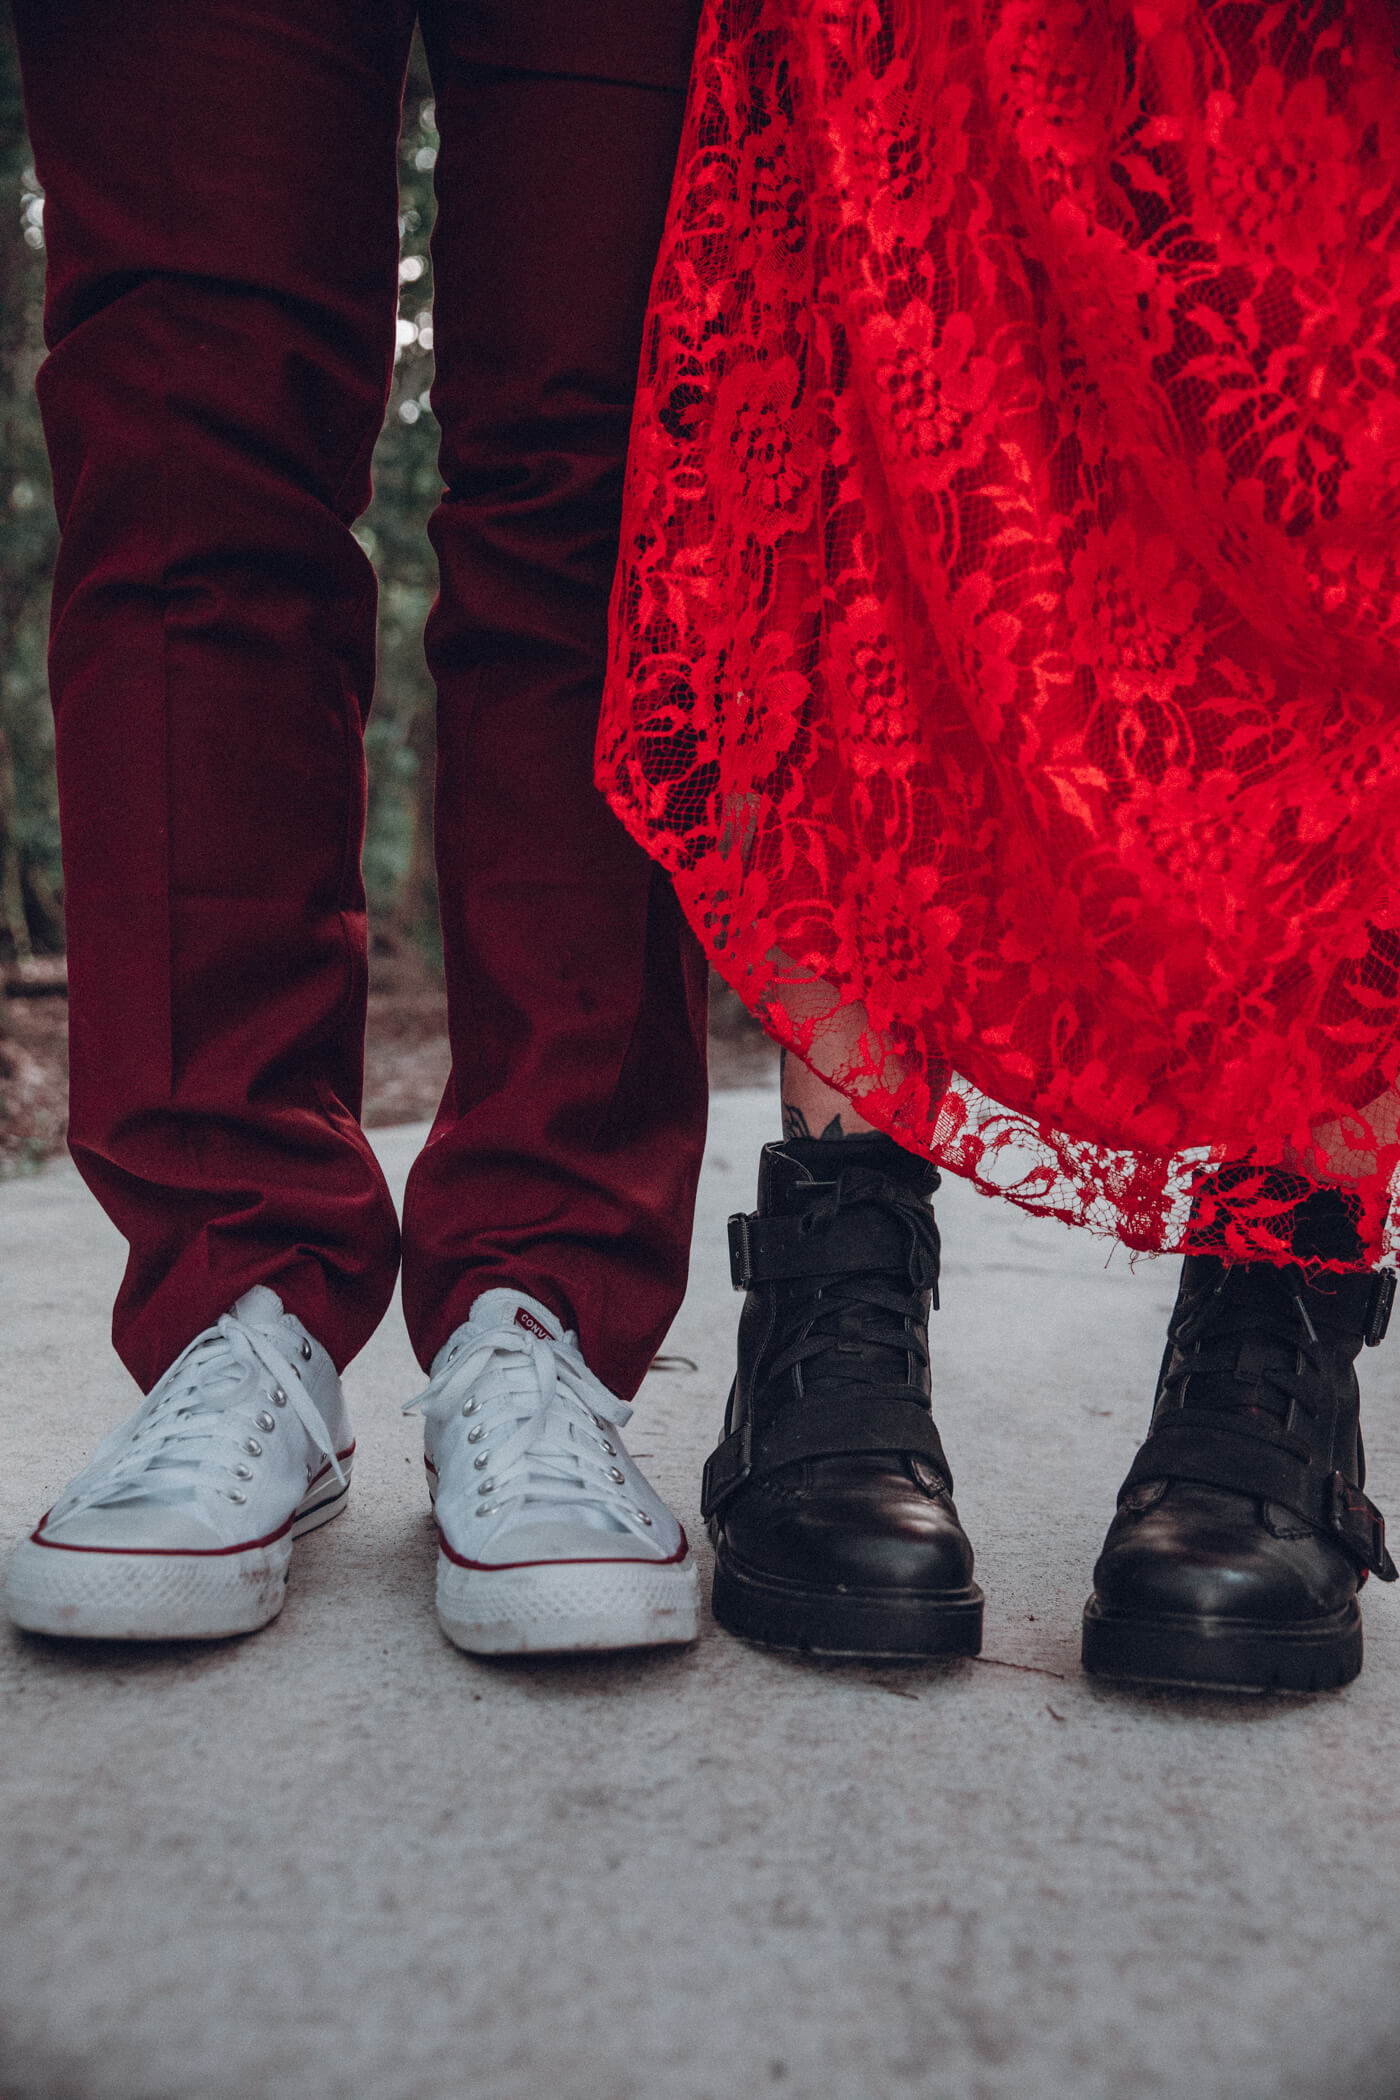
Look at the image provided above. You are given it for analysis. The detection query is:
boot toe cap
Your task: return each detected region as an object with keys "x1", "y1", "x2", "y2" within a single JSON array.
[
  {"x1": 722, "y1": 1459, "x2": 976, "y2": 1596},
  {"x1": 1093, "y1": 1485, "x2": 1357, "y2": 1625}
]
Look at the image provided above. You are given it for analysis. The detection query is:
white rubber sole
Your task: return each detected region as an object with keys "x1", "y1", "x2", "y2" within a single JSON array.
[
  {"x1": 5, "y1": 1454, "x2": 353, "y2": 1642},
  {"x1": 435, "y1": 1546, "x2": 701, "y2": 1656}
]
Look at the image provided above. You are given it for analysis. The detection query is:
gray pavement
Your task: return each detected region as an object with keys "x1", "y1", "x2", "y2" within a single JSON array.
[{"x1": 3, "y1": 1083, "x2": 1400, "y2": 2100}]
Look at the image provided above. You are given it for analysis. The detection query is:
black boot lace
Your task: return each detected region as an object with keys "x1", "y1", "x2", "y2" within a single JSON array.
[
  {"x1": 762, "y1": 1169, "x2": 941, "y2": 1412},
  {"x1": 1159, "y1": 1262, "x2": 1336, "y2": 1456}
]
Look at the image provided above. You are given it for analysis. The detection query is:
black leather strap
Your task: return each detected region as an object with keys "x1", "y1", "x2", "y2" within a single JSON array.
[
  {"x1": 702, "y1": 1394, "x2": 950, "y2": 1519},
  {"x1": 1122, "y1": 1411, "x2": 1397, "y2": 1578},
  {"x1": 1284, "y1": 1265, "x2": 1395, "y2": 1346},
  {"x1": 1174, "y1": 1263, "x2": 1393, "y2": 1350},
  {"x1": 1292, "y1": 1260, "x2": 1393, "y2": 1344},
  {"x1": 1364, "y1": 1268, "x2": 1396, "y2": 1347},
  {"x1": 728, "y1": 1202, "x2": 925, "y2": 1290}
]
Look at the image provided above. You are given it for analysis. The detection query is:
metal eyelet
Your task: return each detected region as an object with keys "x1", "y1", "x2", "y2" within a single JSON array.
[
  {"x1": 473, "y1": 1453, "x2": 490, "y2": 1470},
  {"x1": 226, "y1": 1489, "x2": 247, "y2": 1504},
  {"x1": 466, "y1": 1424, "x2": 486, "y2": 1443},
  {"x1": 448, "y1": 1345, "x2": 460, "y2": 1363},
  {"x1": 608, "y1": 1467, "x2": 625, "y2": 1484},
  {"x1": 300, "y1": 1340, "x2": 312, "y2": 1361},
  {"x1": 255, "y1": 1410, "x2": 277, "y2": 1433},
  {"x1": 476, "y1": 1479, "x2": 495, "y2": 1496},
  {"x1": 243, "y1": 1438, "x2": 263, "y2": 1457},
  {"x1": 474, "y1": 1502, "x2": 499, "y2": 1518},
  {"x1": 234, "y1": 1463, "x2": 253, "y2": 1481},
  {"x1": 461, "y1": 1397, "x2": 478, "y2": 1416},
  {"x1": 637, "y1": 1510, "x2": 653, "y2": 1525},
  {"x1": 272, "y1": 1387, "x2": 288, "y2": 1408},
  {"x1": 600, "y1": 1441, "x2": 616, "y2": 1457}
]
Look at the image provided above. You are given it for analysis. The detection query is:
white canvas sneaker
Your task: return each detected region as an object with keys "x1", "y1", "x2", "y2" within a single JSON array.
[
  {"x1": 407, "y1": 1288, "x2": 699, "y2": 1655},
  {"x1": 6, "y1": 1286, "x2": 353, "y2": 1640}
]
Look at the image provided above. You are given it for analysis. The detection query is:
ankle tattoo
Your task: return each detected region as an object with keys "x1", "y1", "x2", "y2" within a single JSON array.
[
  {"x1": 780, "y1": 1048, "x2": 868, "y2": 1142},
  {"x1": 782, "y1": 1100, "x2": 858, "y2": 1142}
]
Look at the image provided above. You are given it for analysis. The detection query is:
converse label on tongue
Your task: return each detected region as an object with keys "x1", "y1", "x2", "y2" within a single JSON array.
[{"x1": 514, "y1": 1306, "x2": 553, "y2": 1341}]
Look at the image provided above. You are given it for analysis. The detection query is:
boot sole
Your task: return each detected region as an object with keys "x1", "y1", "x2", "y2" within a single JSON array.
[
  {"x1": 712, "y1": 1542, "x2": 983, "y2": 1659},
  {"x1": 1081, "y1": 1593, "x2": 1362, "y2": 1692},
  {"x1": 5, "y1": 1458, "x2": 352, "y2": 1642}
]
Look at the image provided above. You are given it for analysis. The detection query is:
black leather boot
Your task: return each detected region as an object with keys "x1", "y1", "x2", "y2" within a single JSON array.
[
  {"x1": 1084, "y1": 1188, "x2": 1397, "y2": 1691},
  {"x1": 703, "y1": 1133, "x2": 982, "y2": 1657}
]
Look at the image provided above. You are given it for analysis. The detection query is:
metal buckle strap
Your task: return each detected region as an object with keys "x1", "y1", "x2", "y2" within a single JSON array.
[
  {"x1": 1288, "y1": 1265, "x2": 1395, "y2": 1347},
  {"x1": 1365, "y1": 1269, "x2": 1395, "y2": 1347},
  {"x1": 727, "y1": 1203, "x2": 916, "y2": 1291},
  {"x1": 701, "y1": 1394, "x2": 950, "y2": 1520},
  {"x1": 1328, "y1": 1472, "x2": 1398, "y2": 1579},
  {"x1": 701, "y1": 1420, "x2": 751, "y2": 1519},
  {"x1": 1122, "y1": 1416, "x2": 1397, "y2": 1579}
]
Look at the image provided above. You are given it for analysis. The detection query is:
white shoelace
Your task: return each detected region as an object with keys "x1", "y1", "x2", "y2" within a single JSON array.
[
  {"x1": 405, "y1": 1314, "x2": 654, "y2": 1540},
  {"x1": 52, "y1": 1310, "x2": 344, "y2": 1522}
]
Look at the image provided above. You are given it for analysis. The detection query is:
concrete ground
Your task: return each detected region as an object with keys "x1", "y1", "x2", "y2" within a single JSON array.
[{"x1": 3, "y1": 1083, "x2": 1400, "y2": 2100}]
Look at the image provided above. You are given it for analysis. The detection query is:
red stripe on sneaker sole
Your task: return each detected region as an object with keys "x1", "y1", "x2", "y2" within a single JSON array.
[
  {"x1": 436, "y1": 1524, "x2": 691, "y2": 1573},
  {"x1": 27, "y1": 1444, "x2": 355, "y2": 1557}
]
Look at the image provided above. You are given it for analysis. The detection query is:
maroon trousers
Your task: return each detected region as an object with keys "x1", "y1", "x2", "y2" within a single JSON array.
[{"x1": 13, "y1": 0, "x2": 708, "y2": 1398}]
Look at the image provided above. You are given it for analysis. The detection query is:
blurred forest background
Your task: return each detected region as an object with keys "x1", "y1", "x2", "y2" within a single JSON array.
[
  {"x1": 0, "y1": 26, "x2": 454, "y2": 1163},
  {"x1": 0, "y1": 27, "x2": 447, "y2": 969},
  {"x1": 0, "y1": 22, "x2": 772, "y2": 1169}
]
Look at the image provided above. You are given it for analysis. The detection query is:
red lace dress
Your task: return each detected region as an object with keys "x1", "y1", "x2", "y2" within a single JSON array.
[{"x1": 600, "y1": 0, "x2": 1400, "y2": 1267}]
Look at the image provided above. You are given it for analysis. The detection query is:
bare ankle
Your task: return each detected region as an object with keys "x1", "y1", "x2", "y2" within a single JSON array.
[{"x1": 780, "y1": 1048, "x2": 879, "y2": 1142}]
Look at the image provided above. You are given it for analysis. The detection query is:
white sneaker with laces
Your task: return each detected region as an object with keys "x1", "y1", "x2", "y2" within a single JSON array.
[
  {"x1": 6, "y1": 1286, "x2": 353, "y2": 1640},
  {"x1": 407, "y1": 1288, "x2": 699, "y2": 1655}
]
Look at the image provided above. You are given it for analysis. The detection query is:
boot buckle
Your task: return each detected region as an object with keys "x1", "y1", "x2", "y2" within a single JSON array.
[
  {"x1": 1365, "y1": 1268, "x2": 1395, "y2": 1347},
  {"x1": 1327, "y1": 1469, "x2": 1397, "y2": 1578},
  {"x1": 700, "y1": 1418, "x2": 752, "y2": 1517},
  {"x1": 728, "y1": 1213, "x2": 755, "y2": 1292}
]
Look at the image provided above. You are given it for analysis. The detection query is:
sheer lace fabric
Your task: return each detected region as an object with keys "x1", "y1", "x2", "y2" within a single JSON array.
[{"x1": 601, "y1": 0, "x2": 1400, "y2": 1266}]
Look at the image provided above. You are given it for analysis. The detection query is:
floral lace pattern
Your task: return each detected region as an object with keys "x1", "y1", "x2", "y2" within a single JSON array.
[{"x1": 601, "y1": 0, "x2": 1400, "y2": 1266}]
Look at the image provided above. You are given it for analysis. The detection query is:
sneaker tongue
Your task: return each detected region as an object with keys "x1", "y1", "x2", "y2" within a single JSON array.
[
  {"x1": 231, "y1": 1285, "x2": 290, "y2": 1335},
  {"x1": 467, "y1": 1288, "x2": 566, "y2": 1345}
]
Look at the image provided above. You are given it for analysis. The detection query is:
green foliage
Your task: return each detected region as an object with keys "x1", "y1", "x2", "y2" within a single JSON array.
[
  {"x1": 356, "y1": 38, "x2": 443, "y2": 958},
  {"x1": 0, "y1": 26, "x2": 445, "y2": 962},
  {"x1": 355, "y1": 36, "x2": 442, "y2": 961},
  {"x1": 0, "y1": 15, "x2": 62, "y2": 958}
]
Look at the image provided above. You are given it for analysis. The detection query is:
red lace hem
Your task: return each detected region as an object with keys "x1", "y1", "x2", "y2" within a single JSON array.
[{"x1": 602, "y1": 0, "x2": 1400, "y2": 1267}]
